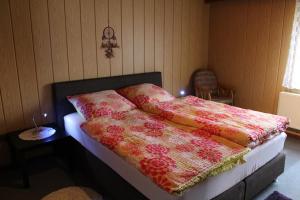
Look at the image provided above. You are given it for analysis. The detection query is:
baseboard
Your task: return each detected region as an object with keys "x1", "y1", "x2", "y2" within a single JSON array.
[{"x1": 286, "y1": 128, "x2": 300, "y2": 138}]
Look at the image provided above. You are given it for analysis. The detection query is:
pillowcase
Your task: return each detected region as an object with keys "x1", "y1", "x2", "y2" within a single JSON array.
[
  {"x1": 117, "y1": 83, "x2": 175, "y2": 108},
  {"x1": 67, "y1": 90, "x2": 136, "y2": 120}
]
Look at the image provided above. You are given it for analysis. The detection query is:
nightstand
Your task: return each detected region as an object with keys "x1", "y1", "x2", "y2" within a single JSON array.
[{"x1": 7, "y1": 123, "x2": 69, "y2": 188}]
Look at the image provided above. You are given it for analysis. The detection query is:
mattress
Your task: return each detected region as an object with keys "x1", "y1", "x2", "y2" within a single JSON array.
[{"x1": 64, "y1": 113, "x2": 287, "y2": 200}]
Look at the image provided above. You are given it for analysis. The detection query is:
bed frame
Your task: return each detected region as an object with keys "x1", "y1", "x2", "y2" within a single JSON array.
[{"x1": 52, "y1": 72, "x2": 285, "y2": 200}]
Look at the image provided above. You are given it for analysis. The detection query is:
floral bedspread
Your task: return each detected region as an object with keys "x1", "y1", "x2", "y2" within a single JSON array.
[
  {"x1": 138, "y1": 96, "x2": 289, "y2": 147},
  {"x1": 80, "y1": 109, "x2": 249, "y2": 195}
]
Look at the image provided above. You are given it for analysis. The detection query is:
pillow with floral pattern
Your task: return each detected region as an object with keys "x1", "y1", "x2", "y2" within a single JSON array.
[
  {"x1": 117, "y1": 83, "x2": 175, "y2": 108},
  {"x1": 67, "y1": 90, "x2": 137, "y2": 120}
]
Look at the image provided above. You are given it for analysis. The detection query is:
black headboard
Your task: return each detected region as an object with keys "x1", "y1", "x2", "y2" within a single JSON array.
[{"x1": 53, "y1": 72, "x2": 162, "y2": 129}]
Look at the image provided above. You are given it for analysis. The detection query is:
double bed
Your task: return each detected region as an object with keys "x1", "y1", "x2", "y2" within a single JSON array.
[{"x1": 53, "y1": 72, "x2": 286, "y2": 200}]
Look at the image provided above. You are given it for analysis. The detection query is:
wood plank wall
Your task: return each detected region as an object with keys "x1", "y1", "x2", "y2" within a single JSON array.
[
  {"x1": 0, "y1": 0, "x2": 209, "y2": 134},
  {"x1": 208, "y1": 0, "x2": 295, "y2": 114}
]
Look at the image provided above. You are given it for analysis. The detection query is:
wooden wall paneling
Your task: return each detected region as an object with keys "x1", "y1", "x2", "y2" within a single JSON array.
[
  {"x1": 65, "y1": 0, "x2": 84, "y2": 81},
  {"x1": 273, "y1": 0, "x2": 295, "y2": 113},
  {"x1": 189, "y1": 0, "x2": 197, "y2": 86},
  {"x1": 163, "y1": 0, "x2": 174, "y2": 93},
  {"x1": 109, "y1": 0, "x2": 123, "y2": 76},
  {"x1": 48, "y1": 0, "x2": 69, "y2": 82},
  {"x1": 95, "y1": 0, "x2": 110, "y2": 77},
  {"x1": 10, "y1": 0, "x2": 41, "y2": 126},
  {"x1": 144, "y1": 0, "x2": 155, "y2": 72},
  {"x1": 225, "y1": 3, "x2": 238, "y2": 88},
  {"x1": 221, "y1": 1, "x2": 238, "y2": 90},
  {"x1": 122, "y1": 0, "x2": 134, "y2": 75},
  {"x1": 80, "y1": 0, "x2": 98, "y2": 79},
  {"x1": 180, "y1": 0, "x2": 191, "y2": 89},
  {"x1": 189, "y1": 0, "x2": 199, "y2": 73},
  {"x1": 188, "y1": 0, "x2": 209, "y2": 84},
  {"x1": 250, "y1": 0, "x2": 272, "y2": 111},
  {"x1": 30, "y1": 0, "x2": 55, "y2": 123},
  {"x1": 185, "y1": 0, "x2": 209, "y2": 88},
  {"x1": 0, "y1": 0, "x2": 209, "y2": 134},
  {"x1": 208, "y1": 1, "x2": 227, "y2": 73},
  {"x1": 208, "y1": 1, "x2": 217, "y2": 73},
  {"x1": 210, "y1": 2, "x2": 229, "y2": 86},
  {"x1": 231, "y1": 2, "x2": 249, "y2": 107},
  {"x1": 0, "y1": 90, "x2": 6, "y2": 134},
  {"x1": 208, "y1": 0, "x2": 295, "y2": 114},
  {"x1": 238, "y1": 0, "x2": 261, "y2": 109},
  {"x1": 208, "y1": 2, "x2": 218, "y2": 78},
  {"x1": 224, "y1": 1, "x2": 249, "y2": 106},
  {"x1": 210, "y1": 1, "x2": 249, "y2": 106},
  {"x1": 172, "y1": 0, "x2": 182, "y2": 95},
  {"x1": 190, "y1": 0, "x2": 208, "y2": 70},
  {"x1": 226, "y1": 1, "x2": 248, "y2": 106},
  {"x1": 133, "y1": 0, "x2": 145, "y2": 73},
  {"x1": 0, "y1": 0, "x2": 24, "y2": 132},
  {"x1": 154, "y1": 0, "x2": 165, "y2": 79},
  {"x1": 262, "y1": 0, "x2": 285, "y2": 113},
  {"x1": 201, "y1": 1, "x2": 209, "y2": 67}
]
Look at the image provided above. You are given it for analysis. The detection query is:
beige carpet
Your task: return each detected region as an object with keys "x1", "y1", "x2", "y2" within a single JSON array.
[{"x1": 42, "y1": 186, "x2": 102, "y2": 200}]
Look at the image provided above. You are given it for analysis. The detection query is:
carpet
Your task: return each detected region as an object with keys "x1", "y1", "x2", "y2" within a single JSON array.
[
  {"x1": 42, "y1": 186, "x2": 103, "y2": 200},
  {"x1": 265, "y1": 191, "x2": 292, "y2": 200}
]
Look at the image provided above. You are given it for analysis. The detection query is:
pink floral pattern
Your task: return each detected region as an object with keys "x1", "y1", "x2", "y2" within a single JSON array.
[
  {"x1": 117, "y1": 83, "x2": 175, "y2": 108},
  {"x1": 81, "y1": 109, "x2": 248, "y2": 194},
  {"x1": 140, "y1": 156, "x2": 176, "y2": 176},
  {"x1": 100, "y1": 133, "x2": 124, "y2": 150},
  {"x1": 145, "y1": 129, "x2": 163, "y2": 137},
  {"x1": 197, "y1": 148, "x2": 222, "y2": 163},
  {"x1": 191, "y1": 129, "x2": 212, "y2": 138},
  {"x1": 136, "y1": 95, "x2": 289, "y2": 147},
  {"x1": 111, "y1": 112, "x2": 126, "y2": 120},
  {"x1": 184, "y1": 96, "x2": 205, "y2": 106},
  {"x1": 68, "y1": 90, "x2": 136, "y2": 120},
  {"x1": 191, "y1": 139, "x2": 218, "y2": 149},
  {"x1": 132, "y1": 95, "x2": 150, "y2": 108},
  {"x1": 79, "y1": 102, "x2": 95, "y2": 119},
  {"x1": 93, "y1": 107, "x2": 113, "y2": 117},
  {"x1": 159, "y1": 110, "x2": 175, "y2": 120},
  {"x1": 146, "y1": 144, "x2": 169, "y2": 155},
  {"x1": 120, "y1": 143, "x2": 142, "y2": 156},
  {"x1": 130, "y1": 126, "x2": 146, "y2": 132},
  {"x1": 175, "y1": 144, "x2": 195, "y2": 152},
  {"x1": 153, "y1": 175, "x2": 174, "y2": 193},
  {"x1": 144, "y1": 121, "x2": 165, "y2": 130},
  {"x1": 106, "y1": 125, "x2": 125, "y2": 134}
]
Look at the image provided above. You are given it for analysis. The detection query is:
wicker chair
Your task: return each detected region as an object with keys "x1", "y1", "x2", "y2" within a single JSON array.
[{"x1": 192, "y1": 69, "x2": 234, "y2": 105}]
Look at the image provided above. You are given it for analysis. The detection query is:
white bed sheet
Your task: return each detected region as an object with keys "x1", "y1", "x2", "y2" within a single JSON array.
[{"x1": 64, "y1": 113, "x2": 287, "y2": 200}]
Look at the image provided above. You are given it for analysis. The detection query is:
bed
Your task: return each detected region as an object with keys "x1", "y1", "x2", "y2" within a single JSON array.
[{"x1": 53, "y1": 72, "x2": 286, "y2": 200}]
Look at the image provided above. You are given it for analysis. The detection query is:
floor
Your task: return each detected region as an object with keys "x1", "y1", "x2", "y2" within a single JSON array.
[
  {"x1": 0, "y1": 157, "x2": 78, "y2": 200},
  {"x1": 254, "y1": 136, "x2": 300, "y2": 200},
  {"x1": 0, "y1": 136, "x2": 299, "y2": 200}
]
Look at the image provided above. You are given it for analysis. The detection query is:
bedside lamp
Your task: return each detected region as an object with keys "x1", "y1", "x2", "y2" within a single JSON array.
[
  {"x1": 179, "y1": 89, "x2": 186, "y2": 97},
  {"x1": 19, "y1": 113, "x2": 56, "y2": 141}
]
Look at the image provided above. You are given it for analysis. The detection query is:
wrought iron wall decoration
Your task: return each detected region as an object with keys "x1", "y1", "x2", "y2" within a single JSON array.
[{"x1": 101, "y1": 26, "x2": 119, "y2": 58}]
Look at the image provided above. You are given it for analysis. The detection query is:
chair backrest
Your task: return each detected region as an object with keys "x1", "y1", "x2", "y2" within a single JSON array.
[{"x1": 193, "y1": 69, "x2": 218, "y2": 92}]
